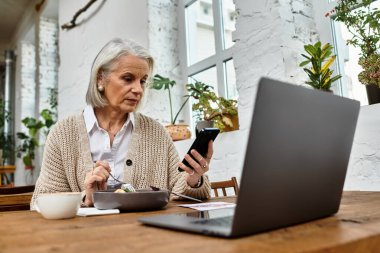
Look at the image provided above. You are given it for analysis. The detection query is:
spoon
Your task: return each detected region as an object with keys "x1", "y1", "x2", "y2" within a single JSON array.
[{"x1": 108, "y1": 173, "x2": 127, "y2": 185}]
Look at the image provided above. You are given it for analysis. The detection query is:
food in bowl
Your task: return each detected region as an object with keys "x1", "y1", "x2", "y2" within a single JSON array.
[
  {"x1": 114, "y1": 183, "x2": 136, "y2": 193},
  {"x1": 121, "y1": 183, "x2": 136, "y2": 192}
]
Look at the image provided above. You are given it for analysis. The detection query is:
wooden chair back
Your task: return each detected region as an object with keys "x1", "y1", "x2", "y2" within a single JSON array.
[
  {"x1": 0, "y1": 185, "x2": 35, "y2": 211},
  {"x1": 211, "y1": 177, "x2": 239, "y2": 197}
]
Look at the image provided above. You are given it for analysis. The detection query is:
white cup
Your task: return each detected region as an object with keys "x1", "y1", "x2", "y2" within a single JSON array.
[{"x1": 36, "y1": 192, "x2": 82, "y2": 219}]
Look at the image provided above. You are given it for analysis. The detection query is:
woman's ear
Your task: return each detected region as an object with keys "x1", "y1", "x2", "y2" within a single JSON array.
[{"x1": 97, "y1": 70, "x2": 103, "y2": 84}]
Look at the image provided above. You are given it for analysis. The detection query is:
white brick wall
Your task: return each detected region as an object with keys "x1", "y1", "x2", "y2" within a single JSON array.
[
  {"x1": 234, "y1": 0, "x2": 319, "y2": 130},
  {"x1": 345, "y1": 104, "x2": 380, "y2": 191},
  {"x1": 19, "y1": 43, "x2": 36, "y2": 120},
  {"x1": 38, "y1": 17, "x2": 58, "y2": 111},
  {"x1": 144, "y1": 0, "x2": 190, "y2": 125}
]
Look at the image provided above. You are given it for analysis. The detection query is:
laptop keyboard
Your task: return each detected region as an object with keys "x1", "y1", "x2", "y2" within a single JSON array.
[{"x1": 192, "y1": 216, "x2": 233, "y2": 227}]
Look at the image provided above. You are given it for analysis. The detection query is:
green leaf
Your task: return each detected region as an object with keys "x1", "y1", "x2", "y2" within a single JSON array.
[
  {"x1": 45, "y1": 119, "x2": 54, "y2": 128},
  {"x1": 301, "y1": 54, "x2": 311, "y2": 61},
  {"x1": 299, "y1": 60, "x2": 310, "y2": 67},
  {"x1": 322, "y1": 55, "x2": 336, "y2": 72},
  {"x1": 16, "y1": 132, "x2": 28, "y2": 139},
  {"x1": 330, "y1": 75, "x2": 342, "y2": 83},
  {"x1": 305, "y1": 81, "x2": 317, "y2": 89},
  {"x1": 151, "y1": 74, "x2": 175, "y2": 90},
  {"x1": 303, "y1": 68, "x2": 318, "y2": 80},
  {"x1": 320, "y1": 45, "x2": 333, "y2": 60},
  {"x1": 321, "y1": 43, "x2": 331, "y2": 52},
  {"x1": 304, "y1": 45, "x2": 317, "y2": 57},
  {"x1": 23, "y1": 156, "x2": 33, "y2": 167}
]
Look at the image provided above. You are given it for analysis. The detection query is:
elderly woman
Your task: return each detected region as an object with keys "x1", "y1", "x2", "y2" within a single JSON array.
[{"x1": 31, "y1": 38, "x2": 212, "y2": 208}]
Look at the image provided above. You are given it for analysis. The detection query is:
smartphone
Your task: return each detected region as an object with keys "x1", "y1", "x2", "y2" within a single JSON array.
[{"x1": 178, "y1": 128, "x2": 220, "y2": 172}]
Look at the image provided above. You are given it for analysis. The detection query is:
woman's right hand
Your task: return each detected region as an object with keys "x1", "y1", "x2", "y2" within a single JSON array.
[{"x1": 83, "y1": 160, "x2": 111, "y2": 206}]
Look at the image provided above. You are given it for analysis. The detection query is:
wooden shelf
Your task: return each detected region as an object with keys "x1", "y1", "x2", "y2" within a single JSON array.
[
  {"x1": 0, "y1": 192, "x2": 33, "y2": 206},
  {"x1": 0, "y1": 165, "x2": 16, "y2": 186},
  {"x1": 0, "y1": 165, "x2": 16, "y2": 173}
]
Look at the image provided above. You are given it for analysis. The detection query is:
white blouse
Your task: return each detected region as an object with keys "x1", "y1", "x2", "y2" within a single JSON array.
[{"x1": 83, "y1": 105, "x2": 134, "y2": 186}]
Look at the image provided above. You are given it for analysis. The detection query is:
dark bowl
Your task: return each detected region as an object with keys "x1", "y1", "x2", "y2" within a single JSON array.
[{"x1": 93, "y1": 189, "x2": 169, "y2": 212}]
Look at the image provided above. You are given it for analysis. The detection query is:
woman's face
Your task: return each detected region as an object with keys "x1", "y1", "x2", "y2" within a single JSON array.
[{"x1": 101, "y1": 54, "x2": 149, "y2": 113}]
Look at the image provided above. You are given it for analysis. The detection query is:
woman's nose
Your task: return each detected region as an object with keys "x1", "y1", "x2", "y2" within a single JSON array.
[{"x1": 131, "y1": 81, "x2": 143, "y2": 93}]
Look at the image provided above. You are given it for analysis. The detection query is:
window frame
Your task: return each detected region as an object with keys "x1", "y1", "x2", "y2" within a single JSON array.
[
  {"x1": 312, "y1": 0, "x2": 348, "y2": 96},
  {"x1": 312, "y1": 0, "x2": 371, "y2": 104},
  {"x1": 178, "y1": 0, "x2": 235, "y2": 99}
]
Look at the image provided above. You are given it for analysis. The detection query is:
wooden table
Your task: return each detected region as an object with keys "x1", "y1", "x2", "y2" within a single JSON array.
[
  {"x1": 0, "y1": 165, "x2": 16, "y2": 186},
  {"x1": 0, "y1": 191, "x2": 379, "y2": 253}
]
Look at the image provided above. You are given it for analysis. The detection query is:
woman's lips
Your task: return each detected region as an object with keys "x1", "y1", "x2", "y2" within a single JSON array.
[{"x1": 125, "y1": 98, "x2": 139, "y2": 104}]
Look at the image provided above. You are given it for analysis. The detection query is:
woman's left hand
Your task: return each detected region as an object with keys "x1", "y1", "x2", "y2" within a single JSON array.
[{"x1": 179, "y1": 140, "x2": 214, "y2": 187}]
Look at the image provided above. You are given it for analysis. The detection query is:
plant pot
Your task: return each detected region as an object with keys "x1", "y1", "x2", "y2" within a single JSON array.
[
  {"x1": 25, "y1": 165, "x2": 34, "y2": 170},
  {"x1": 366, "y1": 84, "x2": 380, "y2": 105},
  {"x1": 165, "y1": 124, "x2": 191, "y2": 141},
  {"x1": 222, "y1": 115, "x2": 239, "y2": 132}
]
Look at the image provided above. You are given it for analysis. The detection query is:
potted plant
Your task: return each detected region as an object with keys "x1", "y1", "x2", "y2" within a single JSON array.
[
  {"x1": 186, "y1": 81, "x2": 239, "y2": 132},
  {"x1": 327, "y1": 0, "x2": 380, "y2": 103},
  {"x1": 151, "y1": 74, "x2": 192, "y2": 141},
  {"x1": 17, "y1": 88, "x2": 57, "y2": 171},
  {"x1": 16, "y1": 117, "x2": 44, "y2": 170},
  {"x1": 358, "y1": 53, "x2": 380, "y2": 87},
  {"x1": 299, "y1": 41, "x2": 342, "y2": 91}
]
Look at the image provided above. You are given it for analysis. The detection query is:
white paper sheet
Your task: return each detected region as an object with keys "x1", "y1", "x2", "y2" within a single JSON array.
[
  {"x1": 77, "y1": 207, "x2": 120, "y2": 217},
  {"x1": 178, "y1": 202, "x2": 236, "y2": 211}
]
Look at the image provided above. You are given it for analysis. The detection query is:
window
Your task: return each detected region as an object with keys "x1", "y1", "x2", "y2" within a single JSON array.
[
  {"x1": 180, "y1": 0, "x2": 237, "y2": 127},
  {"x1": 332, "y1": 18, "x2": 369, "y2": 104},
  {"x1": 185, "y1": 0, "x2": 216, "y2": 66},
  {"x1": 313, "y1": 0, "x2": 371, "y2": 105}
]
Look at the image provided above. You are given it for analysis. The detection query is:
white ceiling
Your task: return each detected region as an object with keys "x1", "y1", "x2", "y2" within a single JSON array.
[
  {"x1": 0, "y1": 0, "x2": 58, "y2": 64},
  {"x1": 0, "y1": 0, "x2": 31, "y2": 51}
]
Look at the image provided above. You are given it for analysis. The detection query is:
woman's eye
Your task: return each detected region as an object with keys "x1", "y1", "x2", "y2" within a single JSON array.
[
  {"x1": 141, "y1": 80, "x2": 147, "y2": 85},
  {"x1": 123, "y1": 76, "x2": 133, "y2": 82}
]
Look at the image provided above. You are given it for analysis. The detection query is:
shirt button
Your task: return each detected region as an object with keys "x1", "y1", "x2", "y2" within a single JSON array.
[{"x1": 126, "y1": 159, "x2": 132, "y2": 166}]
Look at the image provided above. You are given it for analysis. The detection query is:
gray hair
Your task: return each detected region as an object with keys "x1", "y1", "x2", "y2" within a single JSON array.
[{"x1": 86, "y1": 38, "x2": 154, "y2": 109}]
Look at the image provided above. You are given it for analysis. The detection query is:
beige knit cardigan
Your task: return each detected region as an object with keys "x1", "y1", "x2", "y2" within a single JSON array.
[{"x1": 31, "y1": 112, "x2": 210, "y2": 209}]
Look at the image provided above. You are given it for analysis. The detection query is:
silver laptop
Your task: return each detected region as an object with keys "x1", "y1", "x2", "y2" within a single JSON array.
[{"x1": 139, "y1": 77, "x2": 360, "y2": 238}]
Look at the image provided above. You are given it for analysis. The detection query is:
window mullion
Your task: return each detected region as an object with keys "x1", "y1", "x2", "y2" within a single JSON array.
[
  {"x1": 213, "y1": 0, "x2": 224, "y2": 53},
  {"x1": 184, "y1": 0, "x2": 196, "y2": 7},
  {"x1": 216, "y1": 59, "x2": 225, "y2": 97},
  {"x1": 187, "y1": 46, "x2": 233, "y2": 77},
  {"x1": 188, "y1": 55, "x2": 217, "y2": 76},
  {"x1": 212, "y1": 0, "x2": 226, "y2": 97},
  {"x1": 178, "y1": 0, "x2": 189, "y2": 78}
]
